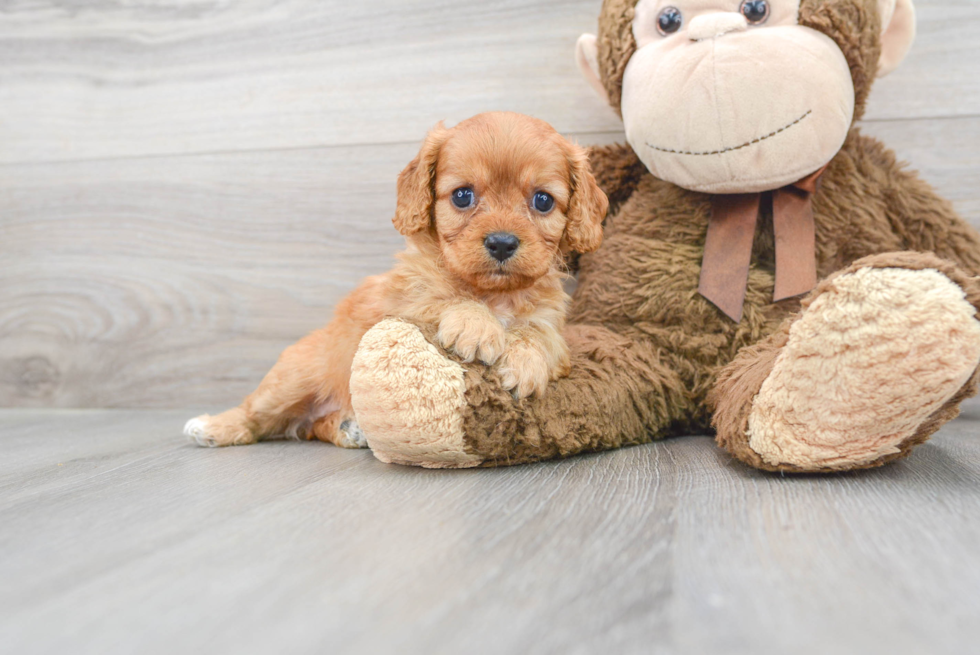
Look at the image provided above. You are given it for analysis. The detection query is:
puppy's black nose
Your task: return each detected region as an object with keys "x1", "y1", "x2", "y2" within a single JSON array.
[{"x1": 484, "y1": 232, "x2": 520, "y2": 262}]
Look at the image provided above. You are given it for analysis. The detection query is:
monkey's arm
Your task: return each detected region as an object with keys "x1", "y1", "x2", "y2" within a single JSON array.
[
  {"x1": 884, "y1": 167, "x2": 980, "y2": 276},
  {"x1": 586, "y1": 143, "x2": 647, "y2": 216},
  {"x1": 856, "y1": 132, "x2": 980, "y2": 275},
  {"x1": 565, "y1": 143, "x2": 647, "y2": 274}
]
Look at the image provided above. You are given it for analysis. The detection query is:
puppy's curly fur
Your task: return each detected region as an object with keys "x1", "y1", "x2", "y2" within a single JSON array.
[{"x1": 184, "y1": 112, "x2": 608, "y2": 447}]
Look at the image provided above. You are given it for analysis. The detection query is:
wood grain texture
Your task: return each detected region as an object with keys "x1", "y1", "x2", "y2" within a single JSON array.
[
  {"x1": 4, "y1": 119, "x2": 980, "y2": 409},
  {"x1": 0, "y1": 142, "x2": 413, "y2": 408},
  {"x1": 2, "y1": 402, "x2": 980, "y2": 654},
  {"x1": 0, "y1": 0, "x2": 976, "y2": 165},
  {"x1": 1, "y1": 0, "x2": 979, "y2": 409},
  {"x1": 0, "y1": 0, "x2": 620, "y2": 164}
]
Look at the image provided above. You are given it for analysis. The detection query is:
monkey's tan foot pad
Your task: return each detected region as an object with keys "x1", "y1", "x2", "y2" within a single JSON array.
[
  {"x1": 747, "y1": 267, "x2": 980, "y2": 470},
  {"x1": 350, "y1": 318, "x2": 482, "y2": 469}
]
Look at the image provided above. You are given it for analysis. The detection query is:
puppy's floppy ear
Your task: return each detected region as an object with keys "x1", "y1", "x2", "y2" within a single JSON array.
[
  {"x1": 563, "y1": 142, "x2": 608, "y2": 254},
  {"x1": 394, "y1": 123, "x2": 450, "y2": 236}
]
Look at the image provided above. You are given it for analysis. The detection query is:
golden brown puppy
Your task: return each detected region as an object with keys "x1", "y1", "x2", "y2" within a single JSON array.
[{"x1": 184, "y1": 112, "x2": 608, "y2": 448}]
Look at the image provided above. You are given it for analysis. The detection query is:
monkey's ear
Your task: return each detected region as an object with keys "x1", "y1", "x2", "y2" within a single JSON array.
[
  {"x1": 394, "y1": 123, "x2": 450, "y2": 236},
  {"x1": 877, "y1": 0, "x2": 916, "y2": 77},
  {"x1": 576, "y1": 34, "x2": 611, "y2": 106},
  {"x1": 563, "y1": 143, "x2": 609, "y2": 254}
]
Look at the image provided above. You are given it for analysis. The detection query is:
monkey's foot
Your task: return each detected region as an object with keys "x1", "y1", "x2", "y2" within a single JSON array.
[
  {"x1": 746, "y1": 265, "x2": 980, "y2": 470},
  {"x1": 350, "y1": 318, "x2": 481, "y2": 469}
]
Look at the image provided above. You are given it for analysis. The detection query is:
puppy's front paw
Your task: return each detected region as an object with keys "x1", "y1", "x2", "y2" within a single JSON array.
[
  {"x1": 437, "y1": 305, "x2": 506, "y2": 364},
  {"x1": 497, "y1": 346, "x2": 552, "y2": 400}
]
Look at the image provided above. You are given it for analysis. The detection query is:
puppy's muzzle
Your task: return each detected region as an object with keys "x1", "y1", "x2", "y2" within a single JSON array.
[{"x1": 484, "y1": 232, "x2": 520, "y2": 263}]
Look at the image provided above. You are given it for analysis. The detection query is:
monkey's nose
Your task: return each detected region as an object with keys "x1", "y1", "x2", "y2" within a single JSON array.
[
  {"x1": 484, "y1": 232, "x2": 520, "y2": 262},
  {"x1": 687, "y1": 13, "x2": 747, "y2": 41}
]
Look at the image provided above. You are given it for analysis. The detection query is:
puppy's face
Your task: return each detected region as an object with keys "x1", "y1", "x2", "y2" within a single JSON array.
[
  {"x1": 394, "y1": 112, "x2": 608, "y2": 293},
  {"x1": 433, "y1": 120, "x2": 575, "y2": 291}
]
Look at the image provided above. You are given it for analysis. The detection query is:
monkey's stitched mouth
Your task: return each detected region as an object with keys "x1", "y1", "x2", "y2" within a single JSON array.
[{"x1": 645, "y1": 109, "x2": 812, "y2": 157}]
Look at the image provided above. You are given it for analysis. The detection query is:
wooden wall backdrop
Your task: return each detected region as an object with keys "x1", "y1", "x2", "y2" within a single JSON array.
[{"x1": 1, "y1": 0, "x2": 978, "y2": 409}]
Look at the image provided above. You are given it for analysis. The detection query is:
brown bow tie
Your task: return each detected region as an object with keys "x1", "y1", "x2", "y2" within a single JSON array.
[{"x1": 698, "y1": 167, "x2": 827, "y2": 323}]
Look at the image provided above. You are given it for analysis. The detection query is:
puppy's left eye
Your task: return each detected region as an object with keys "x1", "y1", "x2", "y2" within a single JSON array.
[
  {"x1": 451, "y1": 187, "x2": 475, "y2": 209},
  {"x1": 532, "y1": 191, "x2": 555, "y2": 214}
]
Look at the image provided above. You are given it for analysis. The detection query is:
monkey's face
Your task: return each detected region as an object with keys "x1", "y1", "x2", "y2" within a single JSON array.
[{"x1": 619, "y1": 0, "x2": 854, "y2": 193}]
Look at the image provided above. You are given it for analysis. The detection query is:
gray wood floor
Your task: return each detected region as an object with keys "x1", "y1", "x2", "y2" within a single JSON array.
[{"x1": 3, "y1": 401, "x2": 980, "y2": 654}]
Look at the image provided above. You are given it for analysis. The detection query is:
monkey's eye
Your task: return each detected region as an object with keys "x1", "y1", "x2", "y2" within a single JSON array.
[
  {"x1": 740, "y1": 0, "x2": 770, "y2": 24},
  {"x1": 532, "y1": 191, "x2": 555, "y2": 214},
  {"x1": 656, "y1": 6, "x2": 683, "y2": 36},
  {"x1": 451, "y1": 187, "x2": 475, "y2": 209}
]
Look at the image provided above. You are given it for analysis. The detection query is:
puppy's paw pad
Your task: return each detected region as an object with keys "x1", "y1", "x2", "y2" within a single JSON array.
[
  {"x1": 337, "y1": 419, "x2": 369, "y2": 449},
  {"x1": 184, "y1": 417, "x2": 218, "y2": 448}
]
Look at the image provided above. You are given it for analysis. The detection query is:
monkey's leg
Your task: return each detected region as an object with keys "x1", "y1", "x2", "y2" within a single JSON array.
[
  {"x1": 711, "y1": 252, "x2": 980, "y2": 473},
  {"x1": 350, "y1": 319, "x2": 691, "y2": 468}
]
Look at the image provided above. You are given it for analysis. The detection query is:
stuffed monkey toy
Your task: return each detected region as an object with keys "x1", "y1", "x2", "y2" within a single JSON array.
[{"x1": 348, "y1": 0, "x2": 980, "y2": 472}]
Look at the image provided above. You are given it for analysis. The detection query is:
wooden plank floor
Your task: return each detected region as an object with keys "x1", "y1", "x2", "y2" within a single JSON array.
[{"x1": 3, "y1": 403, "x2": 980, "y2": 654}]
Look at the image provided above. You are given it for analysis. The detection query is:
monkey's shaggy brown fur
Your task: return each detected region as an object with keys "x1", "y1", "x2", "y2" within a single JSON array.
[{"x1": 415, "y1": 0, "x2": 980, "y2": 472}]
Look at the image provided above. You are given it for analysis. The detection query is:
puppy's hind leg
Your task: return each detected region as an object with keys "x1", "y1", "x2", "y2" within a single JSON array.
[
  {"x1": 185, "y1": 330, "x2": 330, "y2": 447},
  {"x1": 303, "y1": 280, "x2": 385, "y2": 449},
  {"x1": 305, "y1": 337, "x2": 367, "y2": 449},
  {"x1": 186, "y1": 275, "x2": 387, "y2": 448},
  {"x1": 310, "y1": 408, "x2": 368, "y2": 449},
  {"x1": 185, "y1": 407, "x2": 255, "y2": 448}
]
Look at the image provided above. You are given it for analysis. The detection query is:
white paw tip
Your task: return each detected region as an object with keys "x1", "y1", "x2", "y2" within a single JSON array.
[{"x1": 184, "y1": 417, "x2": 217, "y2": 448}]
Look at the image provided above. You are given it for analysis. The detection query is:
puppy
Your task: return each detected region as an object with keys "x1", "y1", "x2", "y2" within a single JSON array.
[{"x1": 184, "y1": 111, "x2": 608, "y2": 448}]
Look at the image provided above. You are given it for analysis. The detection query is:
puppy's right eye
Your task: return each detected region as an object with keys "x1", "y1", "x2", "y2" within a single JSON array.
[
  {"x1": 532, "y1": 191, "x2": 555, "y2": 214},
  {"x1": 451, "y1": 187, "x2": 475, "y2": 209}
]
